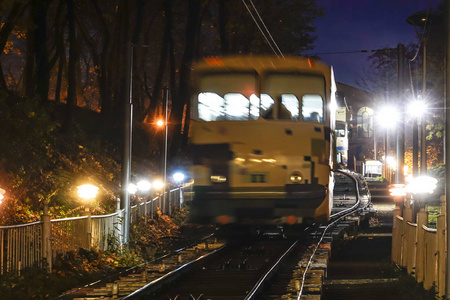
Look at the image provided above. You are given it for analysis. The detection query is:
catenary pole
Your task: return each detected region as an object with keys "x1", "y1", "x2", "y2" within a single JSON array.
[
  {"x1": 446, "y1": 0, "x2": 450, "y2": 296},
  {"x1": 121, "y1": 42, "x2": 133, "y2": 246},
  {"x1": 396, "y1": 44, "x2": 405, "y2": 184}
]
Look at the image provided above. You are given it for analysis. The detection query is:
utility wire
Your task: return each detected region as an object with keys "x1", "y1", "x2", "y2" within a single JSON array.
[
  {"x1": 248, "y1": 0, "x2": 284, "y2": 58},
  {"x1": 241, "y1": 0, "x2": 282, "y2": 58}
]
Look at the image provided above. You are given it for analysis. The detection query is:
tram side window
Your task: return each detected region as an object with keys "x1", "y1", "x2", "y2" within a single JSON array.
[{"x1": 302, "y1": 95, "x2": 323, "y2": 123}]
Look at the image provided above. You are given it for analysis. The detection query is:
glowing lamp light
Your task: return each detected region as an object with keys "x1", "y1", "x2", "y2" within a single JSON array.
[
  {"x1": 408, "y1": 100, "x2": 427, "y2": 118},
  {"x1": 377, "y1": 106, "x2": 398, "y2": 129},
  {"x1": 77, "y1": 184, "x2": 99, "y2": 200},
  {"x1": 156, "y1": 119, "x2": 164, "y2": 127},
  {"x1": 127, "y1": 183, "x2": 137, "y2": 194},
  {"x1": 406, "y1": 176, "x2": 437, "y2": 195},
  {"x1": 137, "y1": 180, "x2": 152, "y2": 192},
  {"x1": 389, "y1": 184, "x2": 407, "y2": 197},
  {"x1": 172, "y1": 172, "x2": 185, "y2": 184},
  {"x1": 153, "y1": 180, "x2": 164, "y2": 191}
]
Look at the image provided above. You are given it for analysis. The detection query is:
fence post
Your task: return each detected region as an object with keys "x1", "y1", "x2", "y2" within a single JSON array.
[
  {"x1": 437, "y1": 199, "x2": 446, "y2": 298},
  {"x1": 81, "y1": 207, "x2": 92, "y2": 250},
  {"x1": 392, "y1": 208, "x2": 402, "y2": 265},
  {"x1": 42, "y1": 201, "x2": 52, "y2": 272},
  {"x1": 415, "y1": 208, "x2": 428, "y2": 283}
]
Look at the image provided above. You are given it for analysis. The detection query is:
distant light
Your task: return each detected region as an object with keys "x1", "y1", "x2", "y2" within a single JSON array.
[
  {"x1": 172, "y1": 172, "x2": 185, "y2": 183},
  {"x1": 156, "y1": 119, "x2": 164, "y2": 127},
  {"x1": 77, "y1": 184, "x2": 99, "y2": 200},
  {"x1": 153, "y1": 180, "x2": 164, "y2": 190},
  {"x1": 408, "y1": 100, "x2": 427, "y2": 118},
  {"x1": 127, "y1": 183, "x2": 137, "y2": 194},
  {"x1": 137, "y1": 180, "x2": 152, "y2": 192},
  {"x1": 407, "y1": 176, "x2": 437, "y2": 195},
  {"x1": 377, "y1": 105, "x2": 397, "y2": 129}
]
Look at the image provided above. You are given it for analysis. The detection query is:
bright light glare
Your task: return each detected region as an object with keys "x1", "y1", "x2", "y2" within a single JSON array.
[
  {"x1": 77, "y1": 184, "x2": 99, "y2": 200},
  {"x1": 389, "y1": 184, "x2": 407, "y2": 197},
  {"x1": 408, "y1": 100, "x2": 426, "y2": 118},
  {"x1": 153, "y1": 180, "x2": 164, "y2": 190},
  {"x1": 137, "y1": 180, "x2": 152, "y2": 192},
  {"x1": 173, "y1": 172, "x2": 185, "y2": 183},
  {"x1": 377, "y1": 106, "x2": 397, "y2": 129},
  {"x1": 406, "y1": 176, "x2": 437, "y2": 194},
  {"x1": 156, "y1": 119, "x2": 164, "y2": 127},
  {"x1": 127, "y1": 183, "x2": 137, "y2": 194}
]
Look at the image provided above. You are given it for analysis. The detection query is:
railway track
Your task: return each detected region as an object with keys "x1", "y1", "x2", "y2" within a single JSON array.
[{"x1": 56, "y1": 170, "x2": 372, "y2": 300}]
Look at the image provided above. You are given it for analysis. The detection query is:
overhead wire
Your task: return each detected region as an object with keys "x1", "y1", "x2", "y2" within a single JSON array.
[
  {"x1": 248, "y1": 0, "x2": 284, "y2": 58},
  {"x1": 241, "y1": 0, "x2": 284, "y2": 58}
]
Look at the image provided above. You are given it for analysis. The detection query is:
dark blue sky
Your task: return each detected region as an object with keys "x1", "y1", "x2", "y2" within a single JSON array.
[{"x1": 304, "y1": 0, "x2": 440, "y2": 87}]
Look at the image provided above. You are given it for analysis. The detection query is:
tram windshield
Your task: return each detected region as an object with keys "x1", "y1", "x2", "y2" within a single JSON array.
[{"x1": 195, "y1": 73, "x2": 325, "y2": 123}]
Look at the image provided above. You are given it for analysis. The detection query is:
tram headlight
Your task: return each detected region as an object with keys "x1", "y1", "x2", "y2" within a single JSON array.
[
  {"x1": 210, "y1": 175, "x2": 227, "y2": 183},
  {"x1": 289, "y1": 171, "x2": 303, "y2": 184}
]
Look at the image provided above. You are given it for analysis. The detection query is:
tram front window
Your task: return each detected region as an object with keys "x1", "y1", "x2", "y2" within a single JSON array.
[
  {"x1": 198, "y1": 92, "x2": 260, "y2": 121},
  {"x1": 197, "y1": 73, "x2": 258, "y2": 121}
]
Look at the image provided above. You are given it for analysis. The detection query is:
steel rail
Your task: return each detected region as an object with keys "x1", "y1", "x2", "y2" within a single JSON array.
[
  {"x1": 52, "y1": 233, "x2": 216, "y2": 300},
  {"x1": 297, "y1": 170, "x2": 370, "y2": 300},
  {"x1": 244, "y1": 239, "x2": 299, "y2": 299},
  {"x1": 123, "y1": 240, "x2": 228, "y2": 300}
]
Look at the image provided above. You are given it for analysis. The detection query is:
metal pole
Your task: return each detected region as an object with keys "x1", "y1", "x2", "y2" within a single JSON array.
[
  {"x1": 421, "y1": 38, "x2": 428, "y2": 174},
  {"x1": 163, "y1": 87, "x2": 169, "y2": 213},
  {"x1": 121, "y1": 42, "x2": 133, "y2": 246},
  {"x1": 396, "y1": 43, "x2": 405, "y2": 184},
  {"x1": 413, "y1": 119, "x2": 419, "y2": 176},
  {"x1": 445, "y1": 0, "x2": 450, "y2": 296}
]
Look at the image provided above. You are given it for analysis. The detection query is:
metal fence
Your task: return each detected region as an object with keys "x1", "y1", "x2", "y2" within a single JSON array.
[{"x1": 0, "y1": 185, "x2": 189, "y2": 275}]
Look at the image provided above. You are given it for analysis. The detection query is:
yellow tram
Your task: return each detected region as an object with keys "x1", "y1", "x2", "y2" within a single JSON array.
[{"x1": 188, "y1": 55, "x2": 337, "y2": 225}]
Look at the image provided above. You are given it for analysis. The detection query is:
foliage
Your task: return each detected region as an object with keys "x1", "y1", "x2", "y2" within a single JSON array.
[
  {"x1": 129, "y1": 210, "x2": 182, "y2": 260},
  {"x1": 0, "y1": 94, "x2": 123, "y2": 225}
]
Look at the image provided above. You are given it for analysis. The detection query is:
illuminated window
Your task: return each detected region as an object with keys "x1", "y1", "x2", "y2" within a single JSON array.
[
  {"x1": 302, "y1": 95, "x2": 323, "y2": 123},
  {"x1": 357, "y1": 107, "x2": 373, "y2": 138},
  {"x1": 281, "y1": 94, "x2": 299, "y2": 120},
  {"x1": 197, "y1": 92, "x2": 259, "y2": 121},
  {"x1": 198, "y1": 92, "x2": 224, "y2": 121}
]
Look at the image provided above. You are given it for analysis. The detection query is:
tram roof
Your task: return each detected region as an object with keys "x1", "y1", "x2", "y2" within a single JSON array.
[{"x1": 193, "y1": 55, "x2": 331, "y2": 75}]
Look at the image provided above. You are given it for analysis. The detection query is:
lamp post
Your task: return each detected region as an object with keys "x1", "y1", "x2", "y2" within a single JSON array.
[
  {"x1": 122, "y1": 42, "x2": 151, "y2": 246},
  {"x1": 77, "y1": 184, "x2": 99, "y2": 250},
  {"x1": 172, "y1": 172, "x2": 185, "y2": 209},
  {"x1": 137, "y1": 180, "x2": 152, "y2": 222},
  {"x1": 156, "y1": 88, "x2": 170, "y2": 212},
  {"x1": 407, "y1": 11, "x2": 437, "y2": 174}
]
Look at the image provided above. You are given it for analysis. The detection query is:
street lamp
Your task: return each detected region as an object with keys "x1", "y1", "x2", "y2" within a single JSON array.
[
  {"x1": 137, "y1": 180, "x2": 152, "y2": 222},
  {"x1": 76, "y1": 184, "x2": 98, "y2": 250},
  {"x1": 156, "y1": 87, "x2": 170, "y2": 214},
  {"x1": 407, "y1": 11, "x2": 437, "y2": 175},
  {"x1": 77, "y1": 184, "x2": 99, "y2": 202},
  {"x1": 172, "y1": 172, "x2": 185, "y2": 209}
]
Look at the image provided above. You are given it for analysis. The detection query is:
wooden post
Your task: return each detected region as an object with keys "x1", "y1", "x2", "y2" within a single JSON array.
[{"x1": 415, "y1": 208, "x2": 428, "y2": 283}]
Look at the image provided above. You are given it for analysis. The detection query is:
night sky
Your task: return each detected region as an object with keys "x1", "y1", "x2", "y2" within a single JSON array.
[{"x1": 305, "y1": 0, "x2": 440, "y2": 88}]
